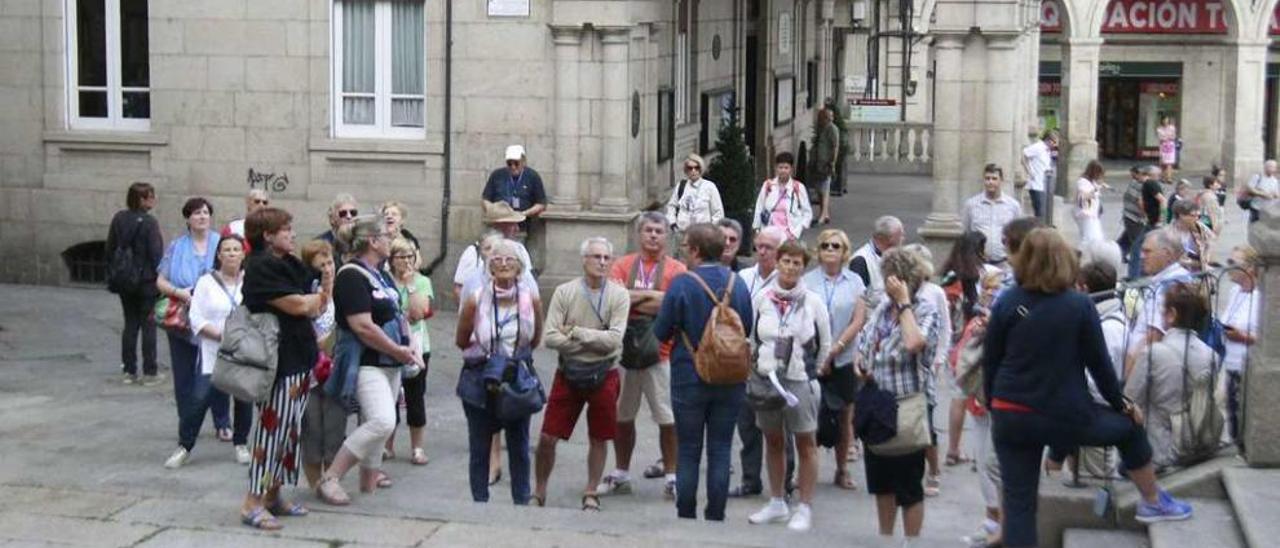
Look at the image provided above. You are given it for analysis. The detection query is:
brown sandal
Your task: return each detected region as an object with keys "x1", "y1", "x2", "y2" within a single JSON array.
[{"x1": 581, "y1": 493, "x2": 601, "y2": 512}]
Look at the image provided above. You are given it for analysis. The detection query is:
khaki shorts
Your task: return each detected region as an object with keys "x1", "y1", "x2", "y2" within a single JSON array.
[
  {"x1": 617, "y1": 360, "x2": 674, "y2": 425},
  {"x1": 755, "y1": 379, "x2": 819, "y2": 434}
]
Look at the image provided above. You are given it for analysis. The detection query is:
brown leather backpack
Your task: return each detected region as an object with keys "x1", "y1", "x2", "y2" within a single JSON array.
[{"x1": 680, "y1": 272, "x2": 751, "y2": 384}]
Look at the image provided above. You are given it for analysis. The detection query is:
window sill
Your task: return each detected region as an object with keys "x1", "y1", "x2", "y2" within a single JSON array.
[
  {"x1": 310, "y1": 137, "x2": 443, "y2": 156},
  {"x1": 43, "y1": 130, "x2": 169, "y2": 147}
]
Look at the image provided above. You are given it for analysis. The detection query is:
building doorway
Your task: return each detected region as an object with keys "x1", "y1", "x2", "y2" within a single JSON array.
[{"x1": 1095, "y1": 62, "x2": 1181, "y2": 161}]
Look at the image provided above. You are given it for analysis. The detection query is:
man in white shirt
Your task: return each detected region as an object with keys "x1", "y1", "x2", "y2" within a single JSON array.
[
  {"x1": 849, "y1": 215, "x2": 905, "y2": 294},
  {"x1": 1128, "y1": 229, "x2": 1192, "y2": 351},
  {"x1": 1245, "y1": 159, "x2": 1280, "y2": 223},
  {"x1": 1021, "y1": 130, "x2": 1058, "y2": 221},
  {"x1": 665, "y1": 153, "x2": 725, "y2": 237},
  {"x1": 962, "y1": 164, "x2": 1023, "y2": 264}
]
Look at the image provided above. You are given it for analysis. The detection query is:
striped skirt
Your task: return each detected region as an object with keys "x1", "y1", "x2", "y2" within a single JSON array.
[{"x1": 248, "y1": 372, "x2": 310, "y2": 496}]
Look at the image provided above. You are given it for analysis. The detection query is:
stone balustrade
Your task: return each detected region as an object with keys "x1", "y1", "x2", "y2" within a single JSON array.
[{"x1": 846, "y1": 122, "x2": 933, "y2": 175}]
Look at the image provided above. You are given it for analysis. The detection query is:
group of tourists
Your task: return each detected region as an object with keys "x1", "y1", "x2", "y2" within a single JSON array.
[{"x1": 102, "y1": 136, "x2": 1261, "y2": 546}]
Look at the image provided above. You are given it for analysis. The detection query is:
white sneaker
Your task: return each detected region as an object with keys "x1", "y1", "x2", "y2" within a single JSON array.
[
  {"x1": 596, "y1": 472, "x2": 632, "y2": 495},
  {"x1": 787, "y1": 503, "x2": 812, "y2": 532},
  {"x1": 164, "y1": 447, "x2": 189, "y2": 469},
  {"x1": 234, "y1": 445, "x2": 251, "y2": 465},
  {"x1": 748, "y1": 499, "x2": 790, "y2": 524}
]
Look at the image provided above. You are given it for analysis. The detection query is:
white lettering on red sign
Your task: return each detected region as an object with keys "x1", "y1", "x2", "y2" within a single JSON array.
[{"x1": 1041, "y1": 0, "x2": 1230, "y2": 34}]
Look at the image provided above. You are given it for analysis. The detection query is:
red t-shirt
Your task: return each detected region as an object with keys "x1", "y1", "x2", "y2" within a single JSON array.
[{"x1": 610, "y1": 253, "x2": 687, "y2": 361}]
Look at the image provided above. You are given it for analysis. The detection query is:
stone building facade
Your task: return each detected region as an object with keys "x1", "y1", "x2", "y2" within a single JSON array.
[{"x1": 0, "y1": 0, "x2": 852, "y2": 295}]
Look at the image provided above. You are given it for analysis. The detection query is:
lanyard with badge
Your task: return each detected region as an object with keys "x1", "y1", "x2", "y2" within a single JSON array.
[
  {"x1": 581, "y1": 280, "x2": 607, "y2": 326},
  {"x1": 507, "y1": 170, "x2": 524, "y2": 210},
  {"x1": 771, "y1": 291, "x2": 799, "y2": 364},
  {"x1": 638, "y1": 259, "x2": 659, "y2": 290},
  {"x1": 751, "y1": 270, "x2": 777, "y2": 296}
]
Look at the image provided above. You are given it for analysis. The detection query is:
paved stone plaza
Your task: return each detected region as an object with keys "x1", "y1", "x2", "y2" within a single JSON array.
[{"x1": 0, "y1": 172, "x2": 1253, "y2": 547}]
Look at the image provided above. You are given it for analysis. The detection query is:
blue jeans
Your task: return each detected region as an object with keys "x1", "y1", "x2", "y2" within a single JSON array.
[
  {"x1": 1126, "y1": 225, "x2": 1150, "y2": 280},
  {"x1": 671, "y1": 366, "x2": 744, "y2": 521},
  {"x1": 1028, "y1": 189, "x2": 1046, "y2": 221},
  {"x1": 462, "y1": 403, "x2": 531, "y2": 504},
  {"x1": 993, "y1": 407, "x2": 1152, "y2": 547},
  {"x1": 169, "y1": 332, "x2": 253, "y2": 449}
]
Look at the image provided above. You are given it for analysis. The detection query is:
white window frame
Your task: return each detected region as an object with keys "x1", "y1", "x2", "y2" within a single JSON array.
[
  {"x1": 332, "y1": 0, "x2": 427, "y2": 140},
  {"x1": 64, "y1": 0, "x2": 150, "y2": 131}
]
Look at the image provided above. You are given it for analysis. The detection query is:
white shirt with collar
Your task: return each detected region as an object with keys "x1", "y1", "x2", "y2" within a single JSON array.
[
  {"x1": 1129, "y1": 262, "x2": 1192, "y2": 344},
  {"x1": 961, "y1": 192, "x2": 1022, "y2": 262},
  {"x1": 738, "y1": 265, "x2": 779, "y2": 300},
  {"x1": 1022, "y1": 140, "x2": 1052, "y2": 192},
  {"x1": 665, "y1": 177, "x2": 725, "y2": 232}
]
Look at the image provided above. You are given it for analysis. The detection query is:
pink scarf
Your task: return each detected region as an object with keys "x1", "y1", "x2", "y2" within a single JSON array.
[{"x1": 474, "y1": 280, "x2": 536, "y2": 354}]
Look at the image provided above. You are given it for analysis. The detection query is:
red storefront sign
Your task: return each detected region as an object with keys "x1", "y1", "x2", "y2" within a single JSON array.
[
  {"x1": 1042, "y1": 0, "x2": 1280, "y2": 34},
  {"x1": 1139, "y1": 82, "x2": 1179, "y2": 94},
  {"x1": 1039, "y1": 81, "x2": 1062, "y2": 96}
]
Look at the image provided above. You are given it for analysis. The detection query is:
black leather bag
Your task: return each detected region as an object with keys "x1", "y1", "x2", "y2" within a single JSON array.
[
  {"x1": 560, "y1": 357, "x2": 613, "y2": 392},
  {"x1": 621, "y1": 317, "x2": 660, "y2": 370}
]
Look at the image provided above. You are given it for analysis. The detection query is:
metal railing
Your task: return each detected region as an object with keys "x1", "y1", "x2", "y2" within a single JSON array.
[{"x1": 846, "y1": 122, "x2": 933, "y2": 175}]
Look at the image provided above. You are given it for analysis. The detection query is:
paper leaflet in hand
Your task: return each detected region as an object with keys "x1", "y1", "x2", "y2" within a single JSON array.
[{"x1": 769, "y1": 370, "x2": 800, "y2": 407}]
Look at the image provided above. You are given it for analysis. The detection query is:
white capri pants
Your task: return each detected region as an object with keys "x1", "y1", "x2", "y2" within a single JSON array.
[{"x1": 342, "y1": 365, "x2": 402, "y2": 469}]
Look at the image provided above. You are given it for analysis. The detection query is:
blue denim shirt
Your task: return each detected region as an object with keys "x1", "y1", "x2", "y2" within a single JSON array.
[
  {"x1": 324, "y1": 318, "x2": 407, "y2": 412},
  {"x1": 653, "y1": 264, "x2": 754, "y2": 387}
]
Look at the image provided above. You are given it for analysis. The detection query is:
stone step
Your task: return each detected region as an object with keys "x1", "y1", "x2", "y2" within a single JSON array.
[
  {"x1": 1063, "y1": 528, "x2": 1149, "y2": 548},
  {"x1": 1223, "y1": 467, "x2": 1280, "y2": 548},
  {"x1": 1147, "y1": 497, "x2": 1244, "y2": 548}
]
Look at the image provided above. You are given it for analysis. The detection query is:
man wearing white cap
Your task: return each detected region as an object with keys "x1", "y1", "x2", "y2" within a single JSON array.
[
  {"x1": 484, "y1": 145, "x2": 548, "y2": 272},
  {"x1": 484, "y1": 145, "x2": 547, "y2": 224}
]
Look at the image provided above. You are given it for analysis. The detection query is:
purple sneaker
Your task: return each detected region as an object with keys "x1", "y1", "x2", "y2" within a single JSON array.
[{"x1": 1135, "y1": 491, "x2": 1193, "y2": 524}]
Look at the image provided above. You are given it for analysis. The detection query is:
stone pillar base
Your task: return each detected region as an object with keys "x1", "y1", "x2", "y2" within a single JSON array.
[
  {"x1": 537, "y1": 208, "x2": 639, "y2": 301},
  {"x1": 1244, "y1": 204, "x2": 1280, "y2": 467}
]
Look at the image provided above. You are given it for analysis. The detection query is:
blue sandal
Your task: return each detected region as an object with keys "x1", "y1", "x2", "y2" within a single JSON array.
[
  {"x1": 267, "y1": 500, "x2": 309, "y2": 517},
  {"x1": 241, "y1": 507, "x2": 282, "y2": 530}
]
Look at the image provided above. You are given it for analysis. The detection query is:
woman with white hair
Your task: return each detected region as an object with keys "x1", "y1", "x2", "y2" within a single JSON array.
[
  {"x1": 901, "y1": 243, "x2": 950, "y2": 497},
  {"x1": 455, "y1": 240, "x2": 544, "y2": 504}
]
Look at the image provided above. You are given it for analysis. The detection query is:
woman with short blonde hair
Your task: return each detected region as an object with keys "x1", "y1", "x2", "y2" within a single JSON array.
[{"x1": 387, "y1": 237, "x2": 435, "y2": 466}]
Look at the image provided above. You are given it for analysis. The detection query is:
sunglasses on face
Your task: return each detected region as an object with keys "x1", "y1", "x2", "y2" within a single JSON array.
[
  {"x1": 819, "y1": 242, "x2": 843, "y2": 251},
  {"x1": 684, "y1": 164, "x2": 701, "y2": 172},
  {"x1": 337, "y1": 209, "x2": 358, "y2": 218}
]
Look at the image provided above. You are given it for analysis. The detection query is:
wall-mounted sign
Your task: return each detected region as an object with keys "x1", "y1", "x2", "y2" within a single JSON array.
[
  {"x1": 775, "y1": 76, "x2": 795, "y2": 126},
  {"x1": 1043, "y1": 0, "x2": 1280, "y2": 34},
  {"x1": 488, "y1": 0, "x2": 529, "y2": 17},
  {"x1": 779, "y1": 12, "x2": 793, "y2": 55},
  {"x1": 848, "y1": 98, "x2": 901, "y2": 123}
]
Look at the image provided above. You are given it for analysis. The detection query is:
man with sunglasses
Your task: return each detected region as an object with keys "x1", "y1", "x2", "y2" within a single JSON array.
[
  {"x1": 664, "y1": 153, "x2": 724, "y2": 243},
  {"x1": 317, "y1": 194, "x2": 361, "y2": 261},
  {"x1": 961, "y1": 164, "x2": 1022, "y2": 265},
  {"x1": 221, "y1": 189, "x2": 271, "y2": 251}
]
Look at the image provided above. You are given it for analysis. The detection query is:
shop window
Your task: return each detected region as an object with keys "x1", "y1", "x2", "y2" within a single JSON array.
[
  {"x1": 62, "y1": 241, "x2": 109, "y2": 284},
  {"x1": 66, "y1": 0, "x2": 150, "y2": 130},
  {"x1": 333, "y1": 0, "x2": 426, "y2": 139},
  {"x1": 658, "y1": 87, "x2": 674, "y2": 162}
]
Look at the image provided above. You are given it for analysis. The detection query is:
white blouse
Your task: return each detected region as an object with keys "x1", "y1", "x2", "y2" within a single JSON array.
[{"x1": 188, "y1": 272, "x2": 243, "y2": 374}]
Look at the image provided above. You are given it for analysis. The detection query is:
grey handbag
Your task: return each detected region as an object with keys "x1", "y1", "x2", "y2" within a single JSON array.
[{"x1": 212, "y1": 305, "x2": 281, "y2": 403}]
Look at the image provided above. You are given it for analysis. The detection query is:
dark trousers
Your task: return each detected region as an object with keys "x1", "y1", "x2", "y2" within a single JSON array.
[
  {"x1": 1126, "y1": 225, "x2": 1150, "y2": 280},
  {"x1": 462, "y1": 403, "x2": 530, "y2": 504},
  {"x1": 1117, "y1": 218, "x2": 1144, "y2": 258},
  {"x1": 993, "y1": 407, "x2": 1153, "y2": 548},
  {"x1": 118, "y1": 292, "x2": 158, "y2": 376},
  {"x1": 672, "y1": 381, "x2": 744, "y2": 521},
  {"x1": 1028, "y1": 190, "x2": 1047, "y2": 221},
  {"x1": 170, "y1": 333, "x2": 251, "y2": 449},
  {"x1": 736, "y1": 406, "x2": 795, "y2": 492},
  {"x1": 400, "y1": 353, "x2": 430, "y2": 428},
  {"x1": 1227, "y1": 371, "x2": 1243, "y2": 448}
]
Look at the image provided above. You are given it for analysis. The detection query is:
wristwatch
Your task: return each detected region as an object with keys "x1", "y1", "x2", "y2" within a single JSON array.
[{"x1": 894, "y1": 301, "x2": 912, "y2": 315}]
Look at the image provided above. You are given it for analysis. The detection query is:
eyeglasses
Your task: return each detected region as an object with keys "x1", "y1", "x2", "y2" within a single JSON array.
[
  {"x1": 725, "y1": 236, "x2": 740, "y2": 243},
  {"x1": 684, "y1": 164, "x2": 701, "y2": 172},
  {"x1": 585, "y1": 254, "x2": 612, "y2": 262},
  {"x1": 252, "y1": 199, "x2": 270, "y2": 205},
  {"x1": 337, "y1": 209, "x2": 358, "y2": 218},
  {"x1": 819, "y1": 242, "x2": 843, "y2": 251},
  {"x1": 490, "y1": 256, "x2": 517, "y2": 264}
]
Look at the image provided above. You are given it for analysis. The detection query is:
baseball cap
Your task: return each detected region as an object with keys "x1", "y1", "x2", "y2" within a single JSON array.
[{"x1": 504, "y1": 145, "x2": 525, "y2": 161}]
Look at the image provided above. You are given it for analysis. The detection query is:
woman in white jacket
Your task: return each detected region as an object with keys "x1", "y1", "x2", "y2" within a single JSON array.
[
  {"x1": 745, "y1": 239, "x2": 830, "y2": 533},
  {"x1": 182, "y1": 234, "x2": 253, "y2": 466},
  {"x1": 752, "y1": 152, "x2": 813, "y2": 241}
]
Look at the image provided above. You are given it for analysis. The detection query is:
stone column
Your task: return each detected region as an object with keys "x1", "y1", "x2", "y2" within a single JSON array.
[
  {"x1": 550, "y1": 25, "x2": 583, "y2": 210},
  {"x1": 1223, "y1": 40, "x2": 1269, "y2": 191},
  {"x1": 919, "y1": 34, "x2": 966, "y2": 244},
  {"x1": 1244, "y1": 205, "x2": 1280, "y2": 466},
  {"x1": 817, "y1": 0, "x2": 835, "y2": 106},
  {"x1": 1060, "y1": 37, "x2": 1102, "y2": 198},
  {"x1": 984, "y1": 33, "x2": 1019, "y2": 198},
  {"x1": 595, "y1": 26, "x2": 631, "y2": 212}
]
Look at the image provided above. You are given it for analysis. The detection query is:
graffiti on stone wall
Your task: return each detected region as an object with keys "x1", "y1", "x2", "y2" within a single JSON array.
[{"x1": 247, "y1": 168, "x2": 289, "y2": 192}]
